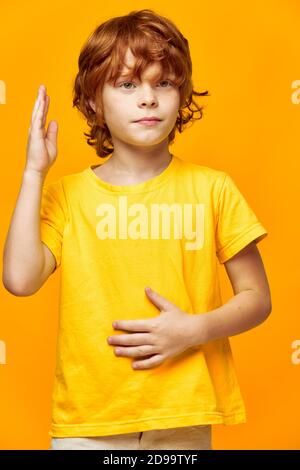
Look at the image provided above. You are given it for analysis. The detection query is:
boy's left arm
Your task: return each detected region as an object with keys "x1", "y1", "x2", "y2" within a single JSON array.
[{"x1": 190, "y1": 241, "x2": 272, "y2": 346}]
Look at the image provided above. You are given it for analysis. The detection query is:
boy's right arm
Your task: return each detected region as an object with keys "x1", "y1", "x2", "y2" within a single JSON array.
[
  {"x1": 2, "y1": 84, "x2": 59, "y2": 296},
  {"x1": 2, "y1": 169, "x2": 56, "y2": 296}
]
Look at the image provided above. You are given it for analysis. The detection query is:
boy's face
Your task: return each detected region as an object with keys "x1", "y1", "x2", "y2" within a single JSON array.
[{"x1": 90, "y1": 47, "x2": 180, "y2": 149}]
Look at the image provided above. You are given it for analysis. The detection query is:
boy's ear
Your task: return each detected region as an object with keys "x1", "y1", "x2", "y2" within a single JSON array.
[{"x1": 88, "y1": 99, "x2": 96, "y2": 112}]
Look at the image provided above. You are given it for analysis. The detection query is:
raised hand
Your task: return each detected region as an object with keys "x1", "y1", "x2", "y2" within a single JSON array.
[{"x1": 25, "y1": 84, "x2": 58, "y2": 175}]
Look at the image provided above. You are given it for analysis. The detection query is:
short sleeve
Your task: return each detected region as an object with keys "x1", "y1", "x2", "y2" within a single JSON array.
[
  {"x1": 40, "y1": 179, "x2": 68, "y2": 271},
  {"x1": 215, "y1": 172, "x2": 268, "y2": 264}
]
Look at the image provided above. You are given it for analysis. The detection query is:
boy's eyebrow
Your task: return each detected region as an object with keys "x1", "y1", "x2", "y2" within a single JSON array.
[{"x1": 117, "y1": 71, "x2": 170, "y2": 80}]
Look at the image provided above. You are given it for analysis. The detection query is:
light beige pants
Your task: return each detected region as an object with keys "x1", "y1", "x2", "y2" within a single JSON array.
[{"x1": 50, "y1": 424, "x2": 212, "y2": 450}]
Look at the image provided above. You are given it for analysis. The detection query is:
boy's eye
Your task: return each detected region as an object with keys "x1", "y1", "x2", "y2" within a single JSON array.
[
  {"x1": 160, "y1": 80, "x2": 173, "y2": 87},
  {"x1": 119, "y1": 81, "x2": 135, "y2": 90},
  {"x1": 118, "y1": 80, "x2": 173, "y2": 90}
]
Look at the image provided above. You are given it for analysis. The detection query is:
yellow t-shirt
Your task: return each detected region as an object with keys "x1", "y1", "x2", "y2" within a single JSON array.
[{"x1": 40, "y1": 154, "x2": 268, "y2": 438}]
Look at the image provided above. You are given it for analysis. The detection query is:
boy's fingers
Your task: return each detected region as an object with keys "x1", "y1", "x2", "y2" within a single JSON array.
[
  {"x1": 28, "y1": 104, "x2": 40, "y2": 136},
  {"x1": 28, "y1": 86, "x2": 45, "y2": 137},
  {"x1": 42, "y1": 95, "x2": 50, "y2": 128},
  {"x1": 31, "y1": 94, "x2": 40, "y2": 126},
  {"x1": 31, "y1": 97, "x2": 42, "y2": 129},
  {"x1": 31, "y1": 85, "x2": 46, "y2": 125},
  {"x1": 46, "y1": 120, "x2": 58, "y2": 144},
  {"x1": 31, "y1": 94, "x2": 45, "y2": 134},
  {"x1": 31, "y1": 86, "x2": 43, "y2": 122}
]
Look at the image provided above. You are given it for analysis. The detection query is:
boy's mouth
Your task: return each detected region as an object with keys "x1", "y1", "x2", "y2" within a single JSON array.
[{"x1": 133, "y1": 116, "x2": 162, "y2": 122}]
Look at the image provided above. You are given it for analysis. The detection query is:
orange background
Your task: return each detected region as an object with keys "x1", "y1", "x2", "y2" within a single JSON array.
[{"x1": 0, "y1": 0, "x2": 299, "y2": 450}]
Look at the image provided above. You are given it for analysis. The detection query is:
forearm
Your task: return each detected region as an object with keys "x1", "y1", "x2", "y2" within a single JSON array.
[
  {"x1": 190, "y1": 289, "x2": 271, "y2": 346},
  {"x1": 2, "y1": 169, "x2": 47, "y2": 294}
]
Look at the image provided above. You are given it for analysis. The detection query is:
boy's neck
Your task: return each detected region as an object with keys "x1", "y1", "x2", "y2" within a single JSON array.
[
  {"x1": 92, "y1": 152, "x2": 173, "y2": 186},
  {"x1": 104, "y1": 151, "x2": 173, "y2": 177}
]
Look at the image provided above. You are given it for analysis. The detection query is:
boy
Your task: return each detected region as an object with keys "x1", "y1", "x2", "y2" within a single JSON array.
[{"x1": 2, "y1": 9, "x2": 271, "y2": 450}]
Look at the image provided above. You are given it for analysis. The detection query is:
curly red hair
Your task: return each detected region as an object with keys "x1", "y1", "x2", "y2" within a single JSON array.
[{"x1": 72, "y1": 9, "x2": 210, "y2": 158}]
